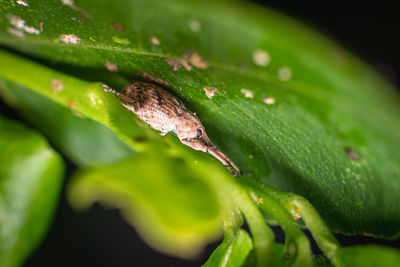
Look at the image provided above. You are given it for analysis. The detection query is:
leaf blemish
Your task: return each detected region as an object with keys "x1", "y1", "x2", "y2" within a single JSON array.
[
  {"x1": 151, "y1": 36, "x2": 160, "y2": 46},
  {"x1": 16, "y1": 0, "x2": 29, "y2": 7},
  {"x1": 263, "y1": 97, "x2": 275, "y2": 105},
  {"x1": 240, "y1": 88, "x2": 254, "y2": 98},
  {"x1": 60, "y1": 34, "x2": 81, "y2": 44},
  {"x1": 166, "y1": 58, "x2": 192, "y2": 71},
  {"x1": 252, "y1": 49, "x2": 270, "y2": 67},
  {"x1": 8, "y1": 15, "x2": 40, "y2": 35},
  {"x1": 7, "y1": 27, "x2": 24, "y2": 38},
  {"x1": 51, "y1": 79, "x2": 63, "y2": 92},
  {"x1": 69, "y1": 16, "x2": 83, "y2": 23},
  {"x1": 188, "y1": 19, "x2": 201, "y2": 32},
  {"x1": 278, "y1": 66, "x2": 292, "y2": 81},
  {"x1": 110, "y1": 22, "x2": 124, "y2": 31},
  {"x1": 105, "y1": 61, "x2": 118, "y2": 72},
  {"x1": 291, "y1": 208, "x2": 302, "y2": 220},
  {"x1": 184, "y1": 51, "x2": 209, "y2": 69},
  {"x1": 60, "y1": 0, "x2": 92, "y2": 19},
  {"x1": 345, "y1": 147, "x2": 360, "y2": 161},
  {"x1": 67, "y1": 100, "x2": 76, "y2": 109},
  {"x1": 203, "y1": 86, "x2": 217, "y2": 99}
]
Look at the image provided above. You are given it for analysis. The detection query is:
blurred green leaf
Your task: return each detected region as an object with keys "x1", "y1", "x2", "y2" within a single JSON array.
[
  {"x1": 67, "y1": 147, "x2": 222, "y2": 258},
  {"x1": 338, "y1": 245, "x2": 400, "y2": 267},
  {"x1": 203, "y1": 229, "x2": 253, "y2": 267},
  {"x1": 0, "y1": 116, "x2": 64, "y2": 267},
  {"x1": 0, "y1": 0, "x2": 400, "y2": 239},
  {"x1": 0, "y1": 80, "x2": 134, "y2": 167}
]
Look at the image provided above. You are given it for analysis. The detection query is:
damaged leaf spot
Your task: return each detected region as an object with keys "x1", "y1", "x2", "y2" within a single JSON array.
[
  {"x1": 110, "y1": 22, "x2": 124, "y2": 31},
  {"x1": 188, "y1": 19, "x2": 201, "y2": 32},
  {"x1": 291, "y1": 208, "x2": 302, "y2": 220},
  {"x1": 7, "y1": 27, "x2": 24, "y2": 38},
  {"x1": 252, "y1": 49, "x2": 270, "y2": 67},
  {"x1": 151, "y1": 36, "x2": 160, "y2": 46},
  {"x1": 60, "y1": 0, "x2": 92, "y2": 19},
  {"x1": 278, "y1": 66, "x2": 292, "y2": 81},
  {"x1": 263, "y1": 97, "x2": 275, "y2": 105},
  {"x1": 256, "y1": 198, "x2": 263, "y2": 205},
  {"x1": 203, "y1": 86, "x2": 217, "y2": 99},
  {"x1": 67, "y1": 100, "x2": 76, "y2": 109},
  {"x1": 166, "y1": 58, "x2": 192, "y2": 71},
  {"x1": 345, "y1": 148, "x2": 359, "y2": 161},
  {"x1": 60, "y1": 34, "x2": 81, "y2": 44},
  {"x1": 240, "y1": 88, "x2": 254, "y2": 98},
  {"x1": 105, "y1": 61, "x2": 118, "y2": 72},
  {"x1": 16, "y1": 0, "x2": 29, "y2": 7},
  {"x1": 51, "y1": 79, "x2": 63, "y2": 92},
  {"x1": 8, "y1": 15, "x2": 40, "y2": 34},
  {"x1": 184, "y1": 51, "x2": 209, "y2": 69},
  {"x1": 8, "y1": 15, "x2": 25, "y2": 29},
  {"x1": 23, "y1": 25, "x2": 40, "y2": 34}
]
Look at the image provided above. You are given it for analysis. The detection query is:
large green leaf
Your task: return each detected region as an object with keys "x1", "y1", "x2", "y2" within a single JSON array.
[
  {"x1": 0, "y1": 116, "x2": 64, "y2": 267},
  {"x1": 2, "y1": 51, "x2": 400, "y2": 266},
  {"x1": 0, "y1": 0, "x2": 399, "y2": 238}
]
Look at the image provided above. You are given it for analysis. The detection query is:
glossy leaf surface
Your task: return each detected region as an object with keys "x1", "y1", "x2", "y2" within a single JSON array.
[{"x1": 0, "y1": 116, "x2": 64, "y2": 267}]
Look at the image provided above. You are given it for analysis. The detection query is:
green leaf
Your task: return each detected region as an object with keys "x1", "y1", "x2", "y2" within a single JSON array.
[
  {"x1": 67, "y1": 147, "x2": 222, "y2": 258},
  {"x1": 0, "y1": 79, "x2": 134, "y2": 167},
  {"x1": 1, "y1": 0, "x2": 400, "y2": 239},
  {"x1": 203, "y1": 229, "x2": 253, "y2": 267},
  {"x1": 338, "y1": 245, "x2": 400, "y2": 267},
  {"x1": 0, "y1": 116, "x2": 64, "y2": 267}
]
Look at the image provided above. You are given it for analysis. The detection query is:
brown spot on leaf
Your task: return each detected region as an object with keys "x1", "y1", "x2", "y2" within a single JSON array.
[
  {"x1": 166, "y1": 58, "x2": 192, "y2": 71},
  {"x1": 51, "y1": 79, "x2": 63, "y2": 92},
  {"x1": 345, "y1": 148, "x2": 359, "y2": 161},
  {"x1": 151, "y1": 36, "x2": 160, "y2": 46},
  {"x1": 184, "y1": 51, "x2": 208, "y2": 69},
  {"x1": 110, "y1": 22, "x2": 124, "y2": 31},
  {"x1": 203, "y1": 86, "x2": 217, "y2": 99},
  {"x1": 67, "y1": 100, "x2": 76, "y2": 109},
  {"x1": 134, "y1": 137, "x2": 147, "y2": 143},
  {"x1": 105, "y1": 61, "x2": 118, "y2": 72}
]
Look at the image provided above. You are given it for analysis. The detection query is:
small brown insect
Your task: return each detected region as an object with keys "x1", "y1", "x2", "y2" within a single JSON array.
[{"x1": 103, "y1": 73, "x2": 241, "y2": 176}]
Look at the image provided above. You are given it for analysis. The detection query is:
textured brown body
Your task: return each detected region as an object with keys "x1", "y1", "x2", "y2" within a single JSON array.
[
  {"x1": 103, "y1": 75, "x2": 241, "y2": 176},
  {"x1": 120, "y1": 82, "x2": 185, "y2": 135}
]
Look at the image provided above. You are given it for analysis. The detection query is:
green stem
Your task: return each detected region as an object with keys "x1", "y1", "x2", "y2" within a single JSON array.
[
  {"x1": 239, "y1": 179, "x2": 313, "y2": 267},
  {"x1": 252, "y1": 181, "x2": 343, "y2": 266},
  {"x1": 229, "y1": 181, "x2": 275, "y2": 267}
]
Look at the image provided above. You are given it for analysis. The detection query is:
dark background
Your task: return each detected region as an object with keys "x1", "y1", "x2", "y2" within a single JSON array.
[{"x1": 21, "y1": 1, "x2": 400, "y2": 266}]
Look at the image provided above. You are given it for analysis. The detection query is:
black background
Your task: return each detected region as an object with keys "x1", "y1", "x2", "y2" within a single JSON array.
[{"x1": 20, "y1": 1, "x2": 400, "y2": 266}]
